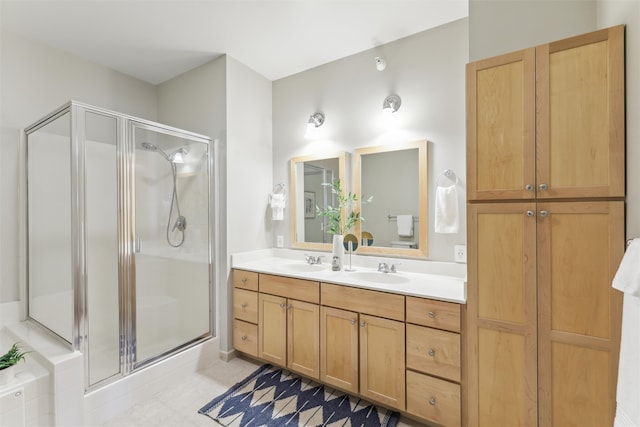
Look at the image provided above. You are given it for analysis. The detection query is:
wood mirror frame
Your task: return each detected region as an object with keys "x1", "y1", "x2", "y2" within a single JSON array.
[
  {"x1": 354, "y1": 140, "x2": 428, "y2": 258},
  {"x1": 290, "y1": 151, "x2": 348, "y2": 251}
]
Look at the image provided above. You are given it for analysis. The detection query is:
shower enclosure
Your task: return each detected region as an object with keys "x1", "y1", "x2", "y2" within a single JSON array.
[{"x1": 25, "y1": 101, "x2": 214, "y2": 391}]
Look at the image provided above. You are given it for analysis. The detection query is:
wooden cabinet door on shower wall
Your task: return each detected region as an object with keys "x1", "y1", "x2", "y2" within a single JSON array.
[{"x1": 467, "y1": 25, "x2": 625, "y2": 201}]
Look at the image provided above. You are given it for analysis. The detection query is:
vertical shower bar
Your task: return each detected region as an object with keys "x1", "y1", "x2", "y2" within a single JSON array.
[
  {"x1": 71, "y1": 103, "x2": 87, "y2": 354},
  {"x1": 119, "y1": 119, "x2": 135, "y2": 374}
]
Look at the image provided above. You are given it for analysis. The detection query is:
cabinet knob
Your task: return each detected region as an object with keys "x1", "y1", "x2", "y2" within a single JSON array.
[
  {"x1": 428, "y1": 348, "x2": 436, "y2": 357},
  {"x1": 429, "y1": 397, "x2": 437, "y2": 406},
  {"x1": 360, "y1": 321, "x2": 366, "y2": 328},
  {"x1": 539, "y1": 183, "x2": 548, "y2": 190},
  {"x1": 279, "y1": 303, "x2": 285, "y2": 309},
  {"x1": 525, "y1": 184, "x2": 533, "y2": 191},
  {"x1": 540, "y1": 210, "x2": 549, "y2": 217},
  {"x1": 241, "y1": 303, "x2": 248, "y2": 309},
  {"x1": 350, "y1": 319, "x2": 356, "y2": 325},
  {"x1": 526, "y1": 210, "x2": 535, "y2": 217},
  {"x1": 428, "y1": 311, "x2": 436, "y2": 319},
  {"x1": 241, "y1": 335, "x2": 247, "y2": 341},
  {"x1": 287, "y1": 304, "x2": 292, "y2": 310},
  {"x1": 241, "y1": 277, "x2": 247, "y2": 284}
]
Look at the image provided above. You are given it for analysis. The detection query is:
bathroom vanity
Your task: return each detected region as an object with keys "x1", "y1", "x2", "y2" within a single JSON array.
[{"x1": 231, "y1": 250, "x2": 466, "y2": 427}]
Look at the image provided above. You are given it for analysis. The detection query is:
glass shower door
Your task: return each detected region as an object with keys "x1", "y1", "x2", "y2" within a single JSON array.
[{"x1": 132, "y1": 123, "x2": 211, "y2": 366}]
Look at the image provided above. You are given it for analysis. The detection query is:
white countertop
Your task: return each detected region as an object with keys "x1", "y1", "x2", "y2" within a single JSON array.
[{"x1": 231, "y1": 249, "x2": 467, "y2": 304}]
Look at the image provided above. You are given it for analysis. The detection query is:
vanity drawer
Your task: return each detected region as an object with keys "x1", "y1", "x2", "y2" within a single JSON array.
[
  {"x1": 233, "y1": 319, "x2": 258, "y2": 357},
  {"x1": 320, "y1": 283, "x2": 404, "y2": 322},
  {"x1": 406, "y1": 370, "x2": 461, "y2": 427},
  {"x1": 406, "y1": 324, "x2": 460, "y2": 382},
  {"x1": 233, "y1": 288, "x2": 258, "y2": 323},
  {"x1": 233, "y1": 269, "x2": 259, "y2": 291},
  {"x1": 260, "y1": 274, "x2": 319, "y2": 304},
  {"x1": 406, "y1": 296, "x2": 461, "y2": 333}
]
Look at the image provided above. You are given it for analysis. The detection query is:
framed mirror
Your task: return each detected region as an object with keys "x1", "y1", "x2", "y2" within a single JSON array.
[
  {"x1": 290, "y1": 152, "x2": 347, "y2": 251},
  {"x1": 354, "y1": 140, "x2": 428, "y2": 258}
]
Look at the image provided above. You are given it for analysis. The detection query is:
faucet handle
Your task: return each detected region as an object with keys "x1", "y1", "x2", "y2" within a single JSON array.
[
  {"x1": 314, "y1": 255, "x2": 324, "y2": 264},
  {"x1": 390, "y1": 262, "x2": 402, "y2": 273}
]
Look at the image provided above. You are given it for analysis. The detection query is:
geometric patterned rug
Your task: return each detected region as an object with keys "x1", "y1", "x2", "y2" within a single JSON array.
[{"x1": 198, "y1": 364, "x2": 400, "y2": 427}]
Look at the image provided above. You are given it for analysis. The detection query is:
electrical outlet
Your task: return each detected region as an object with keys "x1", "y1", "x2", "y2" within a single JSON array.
[
  {"x1": 454, "y1": 245, "x2": 467, "y2": 263},
  {"x1": 276, "y1": 235, "x2": 284, "y2": 248}
]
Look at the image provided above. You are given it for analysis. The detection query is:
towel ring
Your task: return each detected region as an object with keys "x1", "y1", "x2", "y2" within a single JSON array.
[{"x1": 436, "y1": 169, "x2": 458, "y2": 187}]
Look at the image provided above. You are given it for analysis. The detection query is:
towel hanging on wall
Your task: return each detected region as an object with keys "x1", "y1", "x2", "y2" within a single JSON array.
[
  {"x1": 269, "y1": 184, "x2": 286, "y2": 221},
  {"x1": 434, "y1": 170, "x2": 459, "y2": 234},
  {"x1": 613, "y1": 238, "x2": 640, "y2": 427},
  {"x1": 396, "y1": 215, "x2": 414, "y2": 237}
]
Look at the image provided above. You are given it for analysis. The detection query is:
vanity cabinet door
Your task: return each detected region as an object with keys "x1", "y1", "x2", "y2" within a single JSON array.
[
  {"x1": 359, "y1": 314, "x2": 405, "y2": 410},
  {"x1": 320, "y1": 306, "x2": 359, "y2": 394},
  {"x1": 258, "y1": 293, "x2": 287, "y2": 366},
  {"x1": 287, "y1": 299, "x2": 320, "y2": 380}
]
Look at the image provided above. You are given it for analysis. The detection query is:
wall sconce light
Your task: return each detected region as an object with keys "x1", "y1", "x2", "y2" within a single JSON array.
[
  {"x1": 374, "y1": 56, "x2": 386, "y2": 71},
  {"x1": 304, "y1": 112, "x2": 325, "y2": 139},
  {"x1": 382, "y1": 94, "x2": 401, "y2": 114}
]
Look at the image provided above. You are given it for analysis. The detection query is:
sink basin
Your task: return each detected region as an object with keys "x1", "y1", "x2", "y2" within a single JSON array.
[
  {"x1": 277, "y1": 263, "x2": 326, "y2": 273},
  {"x1": 348, "y1": 271, "x2": 410, "y2": 284}
]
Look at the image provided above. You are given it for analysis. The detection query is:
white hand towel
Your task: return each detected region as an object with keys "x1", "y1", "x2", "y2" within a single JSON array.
[
  {"x1": 613, "y1": 238, "x2": 640, "y2": 297},
  {"x1": 434, "y1": 184, "x2": 459, "y2": 234},
  {"x1": 270, "y1": 193, "x2": 285, "y2": 221},
  {"x1": 397, "y1": 215, "x2": 413, "y2": 237},
  {"x1": 614, "y1": 295, "x2": 640, "y2": 427},
  {"x1": 613, "y1": 239, "x2": 640, "y2": 427}
]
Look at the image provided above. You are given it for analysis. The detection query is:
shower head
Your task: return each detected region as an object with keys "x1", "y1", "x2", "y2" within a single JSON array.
[
  {"x1": 141, "y1": 142, "x2": 158, "y2": 152},
  {"x1": 141, "y1": 142, "x2": 187, "y2": 164}
]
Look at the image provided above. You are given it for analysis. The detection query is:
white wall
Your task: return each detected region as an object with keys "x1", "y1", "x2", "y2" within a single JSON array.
[
  {"x1": 0, "y1": 30, "x2": 158, "y2": 305},
  {"x1": 469, "y1": 0, "x2": 598, "y2": 61},
  {"x1": 273, "y1": 18, "x2": 469, "y2": 262},
  {"x1": 599, "y1": 0, "x2": 640, "y2": 239},
  {"x1": 224, "y1": 56, "x2": 273, "y2": 352}
]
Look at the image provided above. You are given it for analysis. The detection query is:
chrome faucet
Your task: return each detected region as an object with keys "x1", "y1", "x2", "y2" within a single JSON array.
[
  {"x1": 305, "y1": 254, "x2": 323, "y2": 264},
  {"x1": 378, "y1": 261, "x2": 401, "y2": 273},
  {"x1": 377, "y1": 262, "x2": 390, "y2": 273}
]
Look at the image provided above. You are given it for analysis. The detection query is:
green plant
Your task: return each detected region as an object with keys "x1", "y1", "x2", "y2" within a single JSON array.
[
  {"x1": 316, "y1": 178, "x2": 372, "y2": 235},
  {"x1": 0, "y1": 343, "x2": 28, "y2": 370}
]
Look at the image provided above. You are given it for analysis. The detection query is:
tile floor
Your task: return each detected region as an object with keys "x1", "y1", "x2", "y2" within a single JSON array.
[{"x1": 102, "y1": 356, "x2": 427, "y2": 427}]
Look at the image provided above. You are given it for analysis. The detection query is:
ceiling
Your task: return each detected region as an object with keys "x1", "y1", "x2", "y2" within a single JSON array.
[{"x1": 0, "y1": 0, "x2": 468, "y2": 84}]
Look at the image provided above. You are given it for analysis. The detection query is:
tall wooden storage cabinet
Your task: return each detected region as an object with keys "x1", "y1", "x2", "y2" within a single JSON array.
[{"x1": 466, "y1": 25, "x2": 625, "y2": 427}]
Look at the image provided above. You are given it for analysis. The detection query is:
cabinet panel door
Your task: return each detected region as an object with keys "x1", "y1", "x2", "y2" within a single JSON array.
[
  {"x1": 467, "y1": 203, "x2": 538, "y2": 427},
  {"x1": 466, "y1": 48, "x2": 536, "y2": 201},
  {"x1": 320, "y1": 306, "x2": 359, "y2": 393},
  {"x1": 537, "y1": 201, "x2": 623, "y2": 426},
  {"x1": 258, "y1": 293, "x2": 287, "y2": 366},
  {"x1": 359, "y1": 314, "x2": 405, "y2": 410},
  {"x1": 287, "y1": 299, "x2": 319, "y2": 379},
  {"x1": 536, "y1": 25, "x2": 624, "y2": 198}
]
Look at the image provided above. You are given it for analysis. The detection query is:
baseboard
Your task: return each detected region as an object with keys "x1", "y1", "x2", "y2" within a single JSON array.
[{"x1": 219, "y1": 348, "x2": 236, "y2": 362}]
